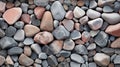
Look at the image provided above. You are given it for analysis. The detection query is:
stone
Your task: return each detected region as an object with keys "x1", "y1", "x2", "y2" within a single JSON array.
[
  {"x1": 28, "y1": 10, "x2": 33, "y2": 14},
  {"x1": 34, "y1": 7, "x2": 45, "y2": 19},
  {"x1": 0, "y1": 28, "x2": 5, "y2": 37},
  {"x1": 42, "y1": 60, "x2": 48, "y2": 67},
  {"x1": 105, "y1": 23, "x2": 120, "y2": 37},
  {"x1": 114, "y1": 2, "x2": 120, "y2": 12},
  {"x1": 90, "y1": 30, "x2": 99, "y2": 37},
  {"x1": 47, "y1": 55, "x2": 58, "y2": 67},
  {"x1": 102, "y1": 13, "x2": 120, "y2": 24},
  {"x1": 19, "y1": 54, "x2": 34, "y2": 66},
  {"x1": 63, "y1": 39, "x2": 75, "y2": 50},
  {"x1": 52, "y1": 25, "x2": 70, "y2": 40},
  {"x1": 87, "y1": 43, "x2": 96, "y2": 50},
  {"x1": 24, "y1": 46, "x2": 32, "y2": 56},
  {"x1": 71, "y1": 54, "x2": 85, "y2": 64},
  {"x1": 23, "y1": 38, "x2": 34, "y2": 45},
  {"x1": 39, "y1": 53, "x2": 47, "y2": 59},
  {"x1": 34, "y1": 63, "x2": 41, "y2": 67},
  {"x1": 101, "y1": 48, "x2": 114, "y2": 55},
  {"x1": 49, "y1": 40, "x2": 63, "y2": 54},
  {"x1": 98, "y1": 0, "x2": 115, "y2": 6},
  {"x1": 14, "y1": 29, "x2": 25, "y2": 41},
  {"x1": 34, "y1": 31, "x2": 54, "y2": 45},
  {"x1": 8, "y1": 47, "x2": 23, "y2": 55},
  {"x1": 88, "y1": 62, "x2": 97, "y2": 67},
  {"x1": 59, "y1": 50, "x2": 71, "y2": 57},
  {"x1": 81, "y1": 31, "x2": 91, "y2": 42},
  {"x1": 0, "y1": 18, "x2": 8, "y2": 29},
  {"x1": 70, "y1": 62, "x2": 81, "y2": 67},
  {"x1": 58, "y1": 62, "x2": 70, "y2": 67},
  {"x1": 31, "y1": 14, "x2": 40, "y2": 26},
  {"x1": 31, "y1": 44, "x2": 41, "y2": 54},
  {"x1": 70, "y1": 30, "x2": 81, "y2": 40},
  {"x1": 88, "y1": 18, "x2": 103, "y2": 30},
  {"x1": 0, "y1": 1, "x2": 6, "y2": 12},
  {"x1": 51, "y1": 1, "x2": 66, "y2": 20},
  {"x1": 62, "y1": 19, "x2": 74, "y2": 31},
  {"x1": 75, "y1": 45, "x2": 88, "y2": 55},
  {"x1": 95, "y1": 31, "x2": 108, "y2": 47},
  {"x1": 103, "y1": 6, "x2": 113, "y2": 12},
  {"x1": 79, "y1": 16, "x2": 88, "y2": 25},
  {"x1": 0, "y1": 55, "x2": 5, "y2": 66},
  {"x1": 53, "y1": 20, "x2": 59, "y2": 28},
  {"x1": 73, "y1": 6, "x2": 85, "y2": 18},
  {"x1": 24, "y1": 24, "x2": 40, "y2": 37},
  {"x1": 14, "y1": 21, "x2": 24, "y2": 29},
  {"x1": 40, "y1": 11, "x2": 53, "y2": 31},
  {"x1": 0, "y1": 50, "x2": 7, "y2": 57},
  {"x1": 111, "y1": 38, "x2": 120, "y2": 48},
  {"x1": 0, "y1": 37, "x2": 17, "y2": 49},
  {"x1": 87, "y1": 9, "x2": 101, "y2": 19},
  {"x1": 21, "y1": 3, "x2": 29, "y2": 13},
  {"x1": 34, "y1": 0, "x2": 49, "y2": 7},
  {"x1": 42, "y1": 45, "x2": 53, "y2": 55},
  {"x1": 65, "y1": 11, "x2": 73, "y2": 19},
  {"x1": 75, "y1": 23, "x2": 80, "y2": 31},
  {"x1": 94, "y1": 53, "x2": 110, "y2": 66},
  {"x1": 89, "y1": 0, "x2": 97, "y2": 8},
  {"x1": 5, "y1": 26, "x2": 16, "y2": 37},
  {"x1": 3, "y1": 7, "x2": 22, "y2": 25},
  {"x1": 77, "y1": 0, "x2": 84, "y2": 7},
  {"x1": 21, "y1": 14, "x2": 30, "y2": 24},
  {"x1": 113, "y1": 55, "x2": 120, "y2": 64},
  {"x1": 6, "y1": 2, "x2": 14, "y2": 9},
  {"x1": 6, "y1": 55, "x2": 14, "y2": 65}
]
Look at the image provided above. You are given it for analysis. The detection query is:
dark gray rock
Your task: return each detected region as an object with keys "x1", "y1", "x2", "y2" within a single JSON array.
[
  {"x1": 14, "y1": 21, "x2": 24, "y2": 29},
  {"x1": 8, "y1": 47, "x2": 23, "y2": 55},
  {"x1": 34, "y1": 0, "x2": 49, "y2": 7},
  {"x1": 0, "y1": 18, "x2": 8, "y2": 29},
  {"x1": 75, "y1": 45, "x2": 88, "y2": 55},
  {"x1": 5, "y1": 26, "x2": 16, "y2": 37},
  {"x1": 114, "y1": 2, "x2": 120, "y2": 12},
  {"x1": 14, "y1": 29, "x2": 25, "y2": 41},
  {"x1": 0, "y1": 50, "x2": 7, "y2": 57},
  {"x1": 59, "y1": 50, "x2": 71, "y2": 57},
  {"x1": 31, "y1": 14, "x2": 40, "y2": 26},
  {"x1": 47, "y1": 55, "x2": 58, "y2": 67},
  {"x1": 101, "y1": 48, "x2": 114, "y2": 55},
  {"x1": 0, "y1": 28, "x2": 5, "y2": 37}
]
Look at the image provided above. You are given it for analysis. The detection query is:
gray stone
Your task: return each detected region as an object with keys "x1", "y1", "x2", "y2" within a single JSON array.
[
  {"x1": 114, "y1": 2, "x2": 120, "y2": 12},
  {"x1": 21, "y1": 3, "x2": 29, "y2": 13},
  {"x1": 39, "y1": 53, "x2": 47, "y2": 59},
  {"x1": 0, "y1": 18, "x2": 8, "y2": 29},
  {"x1": 31, "y1": 44, "x2": 41, "y2": 54},
  {"x1": 35, "y1": 59, "x2": 42, "y2": 64},
  {"x1": 96, "y1": 7, "x2": 103, "y2": 12},
  {"x1": 70, "y1": 62, "x2": 81, "y2": 67},
  {"x1": 0, "y1": 37, "x2": 17, "y2": 49},
  {"x1": 52, "y1": 25, "x2": 70, "y2": 40},
  {"x1": 14, "y1": 29, "x2": 25, "y2": 41},
  {"x1": 95, "y1": 31, "x2": 108, "y2": 47},
  {"x1": 0, "y1": 50, "x2": 7, "y2": 57},
  {"x1": 28, "y1": 10, "x2": 33, "y2": 14},
  {"x1": 23, "y1": 38, "x2": 34, "y2": 45},
  {"x1": 98, "y1": 0, "x2": 115, "y2": 6},
  {"x1": 31, "y1": 14, "x2": 40, "y2": 26},
  {"x1": 79, "y1": 16, "x2": 88, "y2": 25},
  {"x1": 81, "y1": 64, "x2": 87, "y2": 67},
  {"x1": 11, "y1": 55, "x2": 18, "y2": 62},
  {"x1": 8, "y1": 47, "x2": 23, "y2": 55},
  {"x1": 47, "y1": 55, "x2": 58, "y2": 67},
  {"x1": 75, "y1": 45, "x2": 88, "y2": 55},
  {"x1": 51, "y1": 1, "x2": 66, "y2": 20},
  {"x1": 71, "y1": 54, "x2": 85, "y2": 63},
  {"x1": 53, "y1": 20, "x2": 59, "y2": 28},
  {"x1": 58, "y1": 62, "x2": 70, "y2": 67},
  {"x1": 89, "y1": 0, "x2": 97, "y2": 8},
  {"x1": 101, "y1": 48, "x2": 114, "y2": 55},
  {"x1": 63, "y1": 39, "x2": 75, "y2": 50},
  {"x1": 113, "y1": 55, "x2": 120, "y2": 64},
  {"x1": 14, "y1": 21, "x2": 24, "y2": 29},
  {"x1": 87, "y1": 43, "x2": 96, "y2": 50},
  {"x1": 90, "y1": 30, "x2": 99, "y2": 37},
  {"x1": 102, "y1": 13, "x2": 120, "y2": 24},
  {"x1": 70, "y1": 30, "x2": 81, "y2": 40},
  {"x1": 34, "y1": 0, "x2": 49, "y2": 7},
  {"x1": 83, "y1": 55, "x2": 88, "y2": 62},
  {"x1": 0, "y1": 28, "x2": 5, "y2": 37},
  {"x1": 103, "y1": 6, "x2": 113, "y2": 12},
  {"x1": 34, "y1": 63, "x2": 41, "y2": 67},
  {"x1": 42, "y1": 60, "x2": 48, "y2": 67},
  {"x1": 5, "y1": 26, "x2": 16, "y2": 37},
  {"x1": 111, "y1": 54, "x2": 117, "y2": 62},
  {"x1": 59, "y1": 50, "x2": 71, "y2": 57},
  {"x1": 0, "y1": 55, "x2": 5, "y2": 66},
  {"x1": 89, "y1": 62, "x2": 97, "y2": 67}
]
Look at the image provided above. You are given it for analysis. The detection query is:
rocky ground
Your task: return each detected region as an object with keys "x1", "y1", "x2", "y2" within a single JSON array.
[{"x1": 0, "y1": 0, "x2": 120, "y2": 67}]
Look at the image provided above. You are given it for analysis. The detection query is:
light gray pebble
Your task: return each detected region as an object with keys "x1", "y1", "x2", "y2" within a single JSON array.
[
  {"x1": 8, "y1": 47, "x2": 23, "y2": 55},
  {"x1": 59, "y1": 50, "x2": 71, "y2": 57},
  {"x1": 39, "y1": 53, "x2": 47, "y2": 59},
  {"x1": 54, "y1": 20, "x2": 59, "y2": 28},
  {"x1": 34, "y1": 0, "x2": 49, "y2": 7},
  {"x1": 87, "y1": 43, "x2": 96, "y2": 50},
  {"x1": 28, "y1": 10, "x2": 33, "y2": 14},
  {"x1": 89, "y1": 62, "x2": 97, "y2": 67},
  {"x1": 42, "y1": 60, "x2": 48, "y2": 67},
  {"x1": 103, "y1": 6, "x2": 113, "y2": 12},
  {"x1": 89, "y1": 0, "x2": 97, "y2": 8},
  {"x1": 0, "y1": 28, "x2": 5, "y2": 37},
  {"x1": 14, "y1": 29, "x2": 25, "y2": 41},
  {"x1": 75, "y1": 45, "x2": 88, "y2": 55},
  {"x1": 23, "y1": 38, "x2": 34, "y2": 45},
  {"x1": 113, "y1": 55, "x2": 120, "y2": 64},
  {"x1": 14, "y1": 21, "x2": 24, "y2": 29},
  {"x1": 70, "y1": 30, "x2": 81, "y2": 40},
  {"x1": 21, "y1": 3, "x2": 29, "y2": 13},
  {"x1": 31, "y1": 44, "x2": 41, "y2": 54}
]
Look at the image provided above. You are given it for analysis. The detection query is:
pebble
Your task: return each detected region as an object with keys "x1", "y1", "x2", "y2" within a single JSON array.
[
  {"x1": 113, "y1": 55, "x2": 120, "y2": 64},
  {"x1": 14, "y1": 29, "x2": 25, "y2": 41},
  {"x1": 21, "y1": 3, "x2": 29, "y2": 13},
  {"x1": 71, "y1": 54, "x2": 85, "y2": 63},
  {"x1": 62, "y1": 19, "x2": 74, "y2": 31},
  {"x1": 19, "y1": 54, "x2": 34, "y2": 66},
  {"x1": 31, "y1": 44, "x2": 41, "y2": 54},
  {"x1": 42, "y1": 60, "x2": 48, "y2": 67},
  {"x1": 5, "y1": 26, "x2": 16, "y2": 37},
  {"x1": 88, "y1": 18, "x2": 103, "y2": 30},
  {"x1": 49, "y1": 40, "x2": 63, "y2": 54},
  {"x1": 39, "y1": 52, "x2": 47, "y2": 59},
  {"x1": 0, "y1": 37, "x2": 17, "y2": 49},
  {"x1": 114, "y1": 2, "x2": 120, "y2": 12},
  {"x1": 14, "y1": 21, "x2": 24, "y2": 29},
  {"x1": 8, "y1": 47, "x2": 23, "y2": 55},
  {"x1": 52, "y1": 25, "x2": 70, "y2": 40},
  {"x1": 90, "y1": 30, "x2": 99, "y2": 37},
  {"x1": 95, "y1": 31, "x2": 108, "y2": 47},
  {"x1": 88, "y1": 62, "x2": 97, "y2": 67},
  {"x1": 101, "y1": 48, "x2": 114, "y2": 55},
  {"x1": 81, "y1": 31, "x2": 91, "y2": 42},
  {"x1": 75, "y1": 45, "x2": 88, "y2": 55},
  {"x1": 70, "y1": 62, "x2": 81, "y2": 67},
  {"x1": 24, "y1": 24, "x2": 40, "y2": 37},
  {"x1": 28, "y1": 9, "x2": 33, "y2": 14},
  {"x1": 89, "y1": 0, "x2": 97, "y2": 8},
  {"x1": 59, "y1": 50, "x2": 71, "y2": 57},
  {"x1": 42, "y1": 45, "x2": 53, "y2": 55},
  {"x1": 75, "y1": 23, "x2": 80, "y2": 31},
  {"x1": 0, "y1": 18, "x2": 8, "y2": 29},
  {"x1": 73, "y1": 6, "x2": 85, "y2": 18},
  {"x1": 34, "y1": 0, "x2": 49, "y2": 7},
  {"x1": 0, "y1": 55, "x2": 5, "y2": 66},
  {"x1": 94, "y1": 53, "x2": 110, "y2": 66},
  {"x1": 65, "y1": 11, "x2": 73, "y2": 19},
  {"x1": 98, "y1": 0, "x2": 115, "y2": 6},
  {"x1": 0, "y1": 1, "x2": 6, "y2": 12},
  {"x1": 103, "y1": 6, "x2": 113, "y2": 12},
  {"x1": 53, "y1": 20, "x2": 59, "y2": 28},
  {"x1": 23, "y1": 38, "x2": 34, "y2": 45},
  {"x1": 111, "y1": 38, "x2": 120, "y2": 48},
  {"x1": 31, "y1": 14, "x2": 40, "y2": 26},
  {"x1": 0, "y1": 28, "x2": 5, "y2": 37},
  {"x1": 87, "y1": 43, "x2": 96, "y2": 50},
  {"x1": 102, "y1": 13, "x2": 120, "y2": 24},
  {"x1": 51, "y1": 1, "x2": 66, "y2": 20},
  {"x1": 24, "y1": 46, "x2": 32, "y2": 56},
  {"x1": 79, "y1": 16, "x2": 88, "y2": 25},
  {"x1": 40, "y1": 11, "x2": 53, "y2": 31},
  {"x1": 63, "y1": 39, "x2": 75, "y2": 50},
  {"x1": 34, "y1": 63, "x2": 41, "y2": 67},
  {"x1": 105, "y1": 23, "x2": 120, "y2": 37},
  {"x1": 77, "y1": 0, "x2": 84, "y2": 7},
  {"x1": 87, "y1": 9, "x2": 101, "y2": 19},
  {"x1": 34, "y1": 31, "x2": 53, "y2": 45},
  {"x1": 3, "y1": 7, "x2": 22, "y2": 25},
  {"x1": 21, "y1": 14, "x2": 30, "y2": 24},
  {"x1": 70, "y1": 30, "x2": 81, "y2": 40},
  {"x1": 47, "y1": 55, "x2": 58, "y2": 67},
  {"x1": 34, "y1": 7, "x2": 45, "y2": 19}
]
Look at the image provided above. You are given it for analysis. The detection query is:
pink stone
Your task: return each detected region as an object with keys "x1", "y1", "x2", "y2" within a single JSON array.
[
  {"x1": 65, "y1": 11, "x2": 73, "y2": 19},
  {"x1": 0, "y1": 1, "x2": 6, "y2": 12},
  {"x1": 21, "y1": 14, "x2": 30, "y2": 24},
  {"x1": 34, "y1": 7, "x2": 45, "y2": 19}
]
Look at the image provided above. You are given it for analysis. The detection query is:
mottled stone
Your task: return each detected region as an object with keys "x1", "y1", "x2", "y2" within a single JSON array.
[
  {"x1": 71, "y1": 54, "x2": 85, "y2": 63},
  {"x1": 111, "y1": 38, "x2": 120, "y2": 48},
  {"x1": 63, "y1": 39, "x2": 75, "y2": 50}
]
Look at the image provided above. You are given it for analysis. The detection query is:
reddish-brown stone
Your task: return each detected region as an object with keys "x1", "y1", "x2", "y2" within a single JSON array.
[
  {"x1": 34, "y1": 7, "x2": 45, "y2": 19},
  {"x1": 111, "y1": 38, "x2": 120, "y2": 48},
  {"x1": 21, "y1": 14, "x2": 31, "y2": 24}
]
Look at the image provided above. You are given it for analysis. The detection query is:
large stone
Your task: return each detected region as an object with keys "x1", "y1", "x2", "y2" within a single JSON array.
[{"x1": 111, "y1": 38, "x2": 120, "y2": 48}]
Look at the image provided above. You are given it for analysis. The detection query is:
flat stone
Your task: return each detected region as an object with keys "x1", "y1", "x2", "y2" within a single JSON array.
[
  {"x1": 75, "y1": 45, "x2": 88, "y2": 55},
  {"x1": 88, "y1": 18, "x2": 103, "y2": 30},
  {"x1": 8, "y1": 47, "x2": 23, "y2": 55},
  {"x1": 98, "y1": 0, "x2": 115, "y2": 6},
  {"x1": 0, "y1": 28, "x2": 5, "y2": 37},
  {"x1": 52, "y1": 25, "x2": 70, "y2": 40},
  {"x1": 89, "y1": 0, "x2": 97, "y2": 8},
  {"x1": 21, "y1": 14, "x2": 30, "y2": 24},
  {"x1": 34, "y1": 7, "x2": 45, "y2": 19},
  {"x1": 51, "y1": 1, "x2": 66, "y2": 20},
  {"x1": 94, "y1": 53, "x2": 110, "y2": 66},
  {"x1": 63, "y1": 39, "x2": 75, "y2": 50},
  {"x1": 40, "y1": 11, "x2": 53, "y2": 31},
  {"x1": 87, "y1": 43, "x2": 96, "y2": 50},
  {"x1": 103, "y1": 6, "x2": 113, "y2": 12},
  {"x1": 24, "y1": 24, "x2": 40, "y2": 37},
  {"x1": 81, "y1": 31, "x2": 91, "y2": 42},
  {"x1": 87, "y1": 9, "x2": 101, "y2": 19},
  {"x1": 0, "y1": 55, "x2": 5, "y2": 66},
  {"x1": 19, "y1": 54, "x2": 34, "y2": 66},
  {"x1": 5, "y1": 26, "x2": 16, "y2": 37},
  {"x1": 0, "y1": 18, "x2": 8, "y2": 29},
  {"x1": 65, "y1": 11, "x2": 73, "y2": 19},
  {"x1": 0, "y1": 37, "x2": 17, "y2": 49},
  {"x1": 73, "y1": 6, "x2": 85, "y2": 18},
  {"x1": 95, "y1": 31, "x2": 108, "y2": 47},
  {"x1": 14, "y1": 21, "x2": 24, "y2": 29},
  {"x1": 111, "y1": 38, "x2": 120, "y2": 48},
  {"x1": 14, "y1": 29, "x2": 25, "y2": 41},
  {"x1": 105, "y1": 23, "x2": 120, "y2": 37},
  {"x1": 70, "y1": 30, "x2": 81, "y2": 40},
  {"x1": 39, "y1": 52, "x2": 47, "y2": 59},
  {"x1": 102, "y1": 13, "x2": 120, "y2": 24},
  {"x1": 113, "y1": 55, "x2": 120, "y2": 64},
  {"x1": 79, "y1": 16, "x2": 88, "y2": 25},
  {"x1": 21, "y1": 3, "x2": 29, "y2": 13},
  {"x1": 101, "y1": 48, "x2": 114, "y2": 55},
  {"x1": 53, "y1": 20, "x2": 59, "y2": 28},
  {"x1": 23, "y1": 38, "x2": 34, "y2": 45},
  {"x1": 34, "y1": 31, "x2": 54, "y2": 45},
  {"x1": 70, "y1": 62, "x2": 81, "y2": 67},
  {"x1": 47, "y1": 55, "x2": 58, "y2": 67},
  {"x1": 71, "y1": 54, "x2": 85, "y2": 63},
  {"x1": 90, "y1": 30, "x2": 99, "y2": 37},
  {"x1": 31, "y1": 44, "x2": 41, "y2": 54},
  {"x1": 3, "y1": 7, "x2": 22, "y2": 25},
  {"x1": 88, "y1": 62, "x2": 97, "y2": 67},
  {"x1": 59, "y1": 50, "x2": 71, "y2": 57},
  {"x1": 42, "y1": 45, "x2": 53, "y2": 55},
  {"x1": 34, "y1": 0, "x2": 49, "y2": 7},
  {"x1": 24, "y1": 46, "x2": 32, "y2": 56},
  {"x1": 49, "y1": 40, "x2": 63, "y2": 54},
  {"x1": 0, "y1": 1, "x2": 6, "y2": 12}
]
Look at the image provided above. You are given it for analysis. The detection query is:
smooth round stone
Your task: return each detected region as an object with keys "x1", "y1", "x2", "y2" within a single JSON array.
[
  {"x1": 31, "y1": 14, "x2": 40, "y2": 26},
  {"x1": 24, "y1": 46, "x2": 32, "y2": 56},
  {"x1": 63, "y1": 39, "x2": 75, "y2": 50},
  {"x1": 0, "y1": 18, "x2": 8, "y2": 29},
  {"x1": 34, "y1": 7, "x2": 45, "y2": 19},
  {"x1": 87, "y1": 9, "x2": 101, "y2": 19},
  {"x1": 98, "y1": 0, "x2": 115, "y2": 6},
  {"x1": 70, "y1": 30, "x2": 81, "y2": 40},
  {"x1": 53, "y1": 20, "x2": 59, "y2": 28},
  {"x1": 81, "y1": 31, "x2": 91, "y2": 42},
  {"x1": 8, "y1": 47, "x2": 23, "y2": 55},
  {"x1": 94, "y1": 53, "x2": 110, "y2": 66},
  {"x1": 79, "y1": 16, "x2": 88, "y2": 25},
  {"x1": 34, "y1": 0, "x2": 49, "y2": 7},
  {"x1": 90, "y1": 30, "x2": 99, "y2": 37},
  {"x1": 21, "y1": 3, "x2": 28, "y2": 13},
  {"x1": 28, "y1": 10, "x2": 33, "y2": 14},
  {"x1": 39, "y1": 53, "x2": 47, "y2": 59},
  {"x1": 14, "y1": 29, "x2": 25, "y2": 41},
  {"x1": 96, "y1": 7, "x2": 103, "y2": 12},
  {"x1": 103, "y1": 6, "x2": 113, "y2": 12},
  {"x1": 87, "y1": 43, "x2": 96, "y2": 50},
  {"x1": 0, "y1": 28, "x2": 5, "y2": 37},
  {"x1": 71, "y1": 54, "x2": 85, "y2": 64},
  {"x1": 0, "y1": 55, "x2": 5, "y2": 66},
  {"x1": 75, "y1": 45, "x2": 88, "y2": 55},
  {"x1": 89, "y1": 0, "x2": 97, "y2": 8},
  {"x1": 101, "y1": 48, "x2": 114, "y2": 55},
  {"x1": 31, "y1": 44, "x2": 41, "y2": 54},
  {"x1": 23, "y1": 38, "x2": 34, "y2": 45},
  {"x1": 73, "y1": 6, "x2": 85, "y2": 18},
  {"x1": 14, "y1": 21, "x2": 24, "y2": 29},
  {"x1": 46, "y1": 5, "x2": 50, "y2": 10},
  {"x1": 5, "y1": 26, "x2": 16, "y2": 37},
  {"x1": 0, "y1": 1, "x2": 6, "y2": 12},
  {"x1": 47, "y1": 55, "x2": 58, "y2": 67}
]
